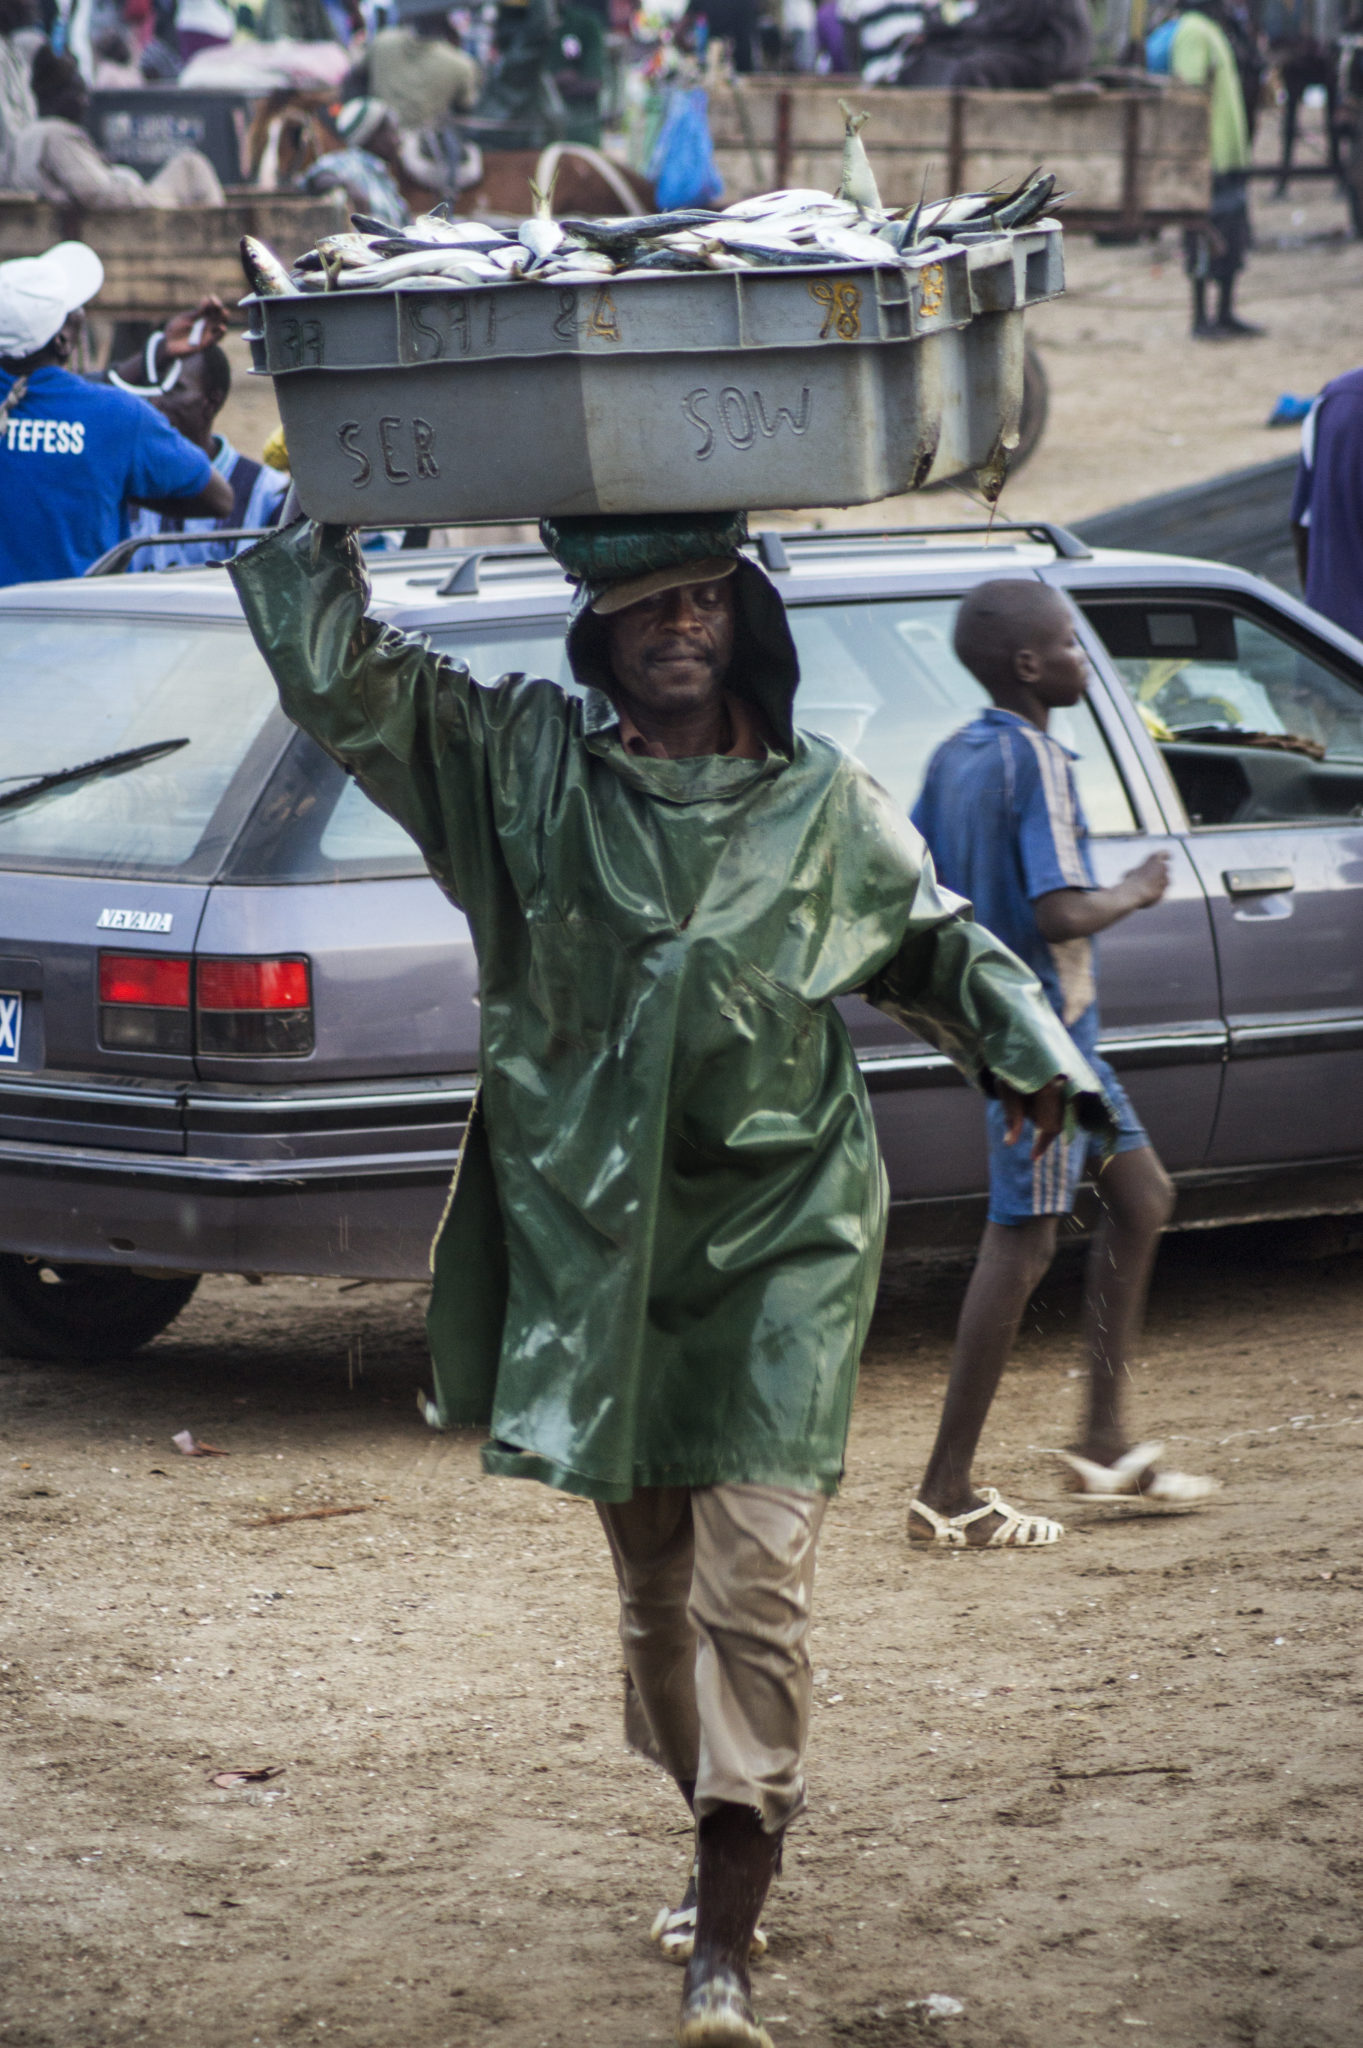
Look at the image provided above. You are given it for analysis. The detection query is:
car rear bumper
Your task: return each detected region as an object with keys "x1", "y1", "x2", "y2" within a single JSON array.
[
  {"x1": 0, "y1": 1135, "x2": 461, "y2": 1281},
  {"x1": 0, "y1": 1071, "x2": 474, "y2": 1278}
]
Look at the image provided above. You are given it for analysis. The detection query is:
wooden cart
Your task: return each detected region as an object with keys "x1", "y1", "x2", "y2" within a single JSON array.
[{"x1": 708, "y1": 78, "x2": 1211, "y2": 236}]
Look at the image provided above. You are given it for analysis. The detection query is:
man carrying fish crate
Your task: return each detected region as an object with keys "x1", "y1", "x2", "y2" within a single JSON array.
[{"x1": 231, "y1": 508, "x2": 1110, "y2": 2043}]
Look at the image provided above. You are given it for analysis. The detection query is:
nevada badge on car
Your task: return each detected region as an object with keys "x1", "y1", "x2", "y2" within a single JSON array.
[{"x1": 96, "y1": 908, "x2": 173, "y2": 934}]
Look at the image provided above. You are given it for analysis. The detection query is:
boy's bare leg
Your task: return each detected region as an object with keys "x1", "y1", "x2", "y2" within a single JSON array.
[
  {"x1": 913, "y1": 1216, "x2": 1058, "y2": 1537},
  {"x1": 1077, "y1": 1145, "x2": 1175, "y2": 1465},
  {"x1": 914, "y1": 1149, "x2": 1176, "y2": 1536}
]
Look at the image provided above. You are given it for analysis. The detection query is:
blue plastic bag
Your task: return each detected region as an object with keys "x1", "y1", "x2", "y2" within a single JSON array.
[
  {"x1": 1145, "y1": 18, "x2": 1178, "y2": 73},
  {"x1": 649, "y1": 86, "x2": 724, "y2": 213}
]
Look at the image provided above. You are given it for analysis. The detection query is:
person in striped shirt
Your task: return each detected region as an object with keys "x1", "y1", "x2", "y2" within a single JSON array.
[{"x1": 906, "y1": 580, "x2": 1215, "y2": 1547}]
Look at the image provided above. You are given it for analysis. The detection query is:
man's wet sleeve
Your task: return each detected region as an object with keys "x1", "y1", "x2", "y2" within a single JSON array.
[
  {"x1": 229, "y1": 519, "x2": 490, "y2": 902},
  {"x1": 865, "y1": 849, "x2": 1118, "y2": 1143}
]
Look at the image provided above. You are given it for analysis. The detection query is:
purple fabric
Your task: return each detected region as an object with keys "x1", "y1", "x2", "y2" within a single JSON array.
[
  {"x1": 1291, "y1": 367, "x2": 1363, "y2": 644},
  {"x1": 177, "y1": 28, "x2": 233, "y2": 58},
  {"x1": 816, "y1": 0, "x2": 846, "y2": 69}
]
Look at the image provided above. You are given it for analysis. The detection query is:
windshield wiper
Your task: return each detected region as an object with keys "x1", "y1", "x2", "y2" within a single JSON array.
[{"x1": 0, "y1": 738, "x2": 190, "y2": 817}]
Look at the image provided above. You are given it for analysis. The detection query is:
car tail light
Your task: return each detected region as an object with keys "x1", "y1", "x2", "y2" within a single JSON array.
[
  {"x1": 196, "y1": 955, "x2": 313, "y2": 1057},
  {"x1": 97, "y1": 952, "x2": 314, "y2": 1058},
  {"x1": 99, "y1": 951, "x2": 191, "y2": 1053}
]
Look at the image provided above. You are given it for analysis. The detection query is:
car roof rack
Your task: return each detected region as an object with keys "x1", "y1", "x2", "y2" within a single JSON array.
[
  {"x1": 428, "y1": 519, "x2": 1090, "y2": 594},
  {"x1": 753, "y1": 520, "x2": 1092, "y2": 564},
  {"x1": 84, "y1": 515, "x2": 1091, "y2": 581},
  {"x1": 86, "y1": 527, "x2": 282, "y2": 575},
  {"x1": 84, "y1": 525, "x2": 444, "y2": 576},
  {"x1": 434, "y1": 542, "x2": 558, "y2": 595}
]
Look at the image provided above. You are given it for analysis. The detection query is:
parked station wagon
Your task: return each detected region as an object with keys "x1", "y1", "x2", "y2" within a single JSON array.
[{"x1": 4, "y1": 519, "x2": 1363, "y2": 1359}]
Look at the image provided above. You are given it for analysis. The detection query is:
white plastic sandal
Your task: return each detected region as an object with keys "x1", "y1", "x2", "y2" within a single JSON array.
[
  {"x1": 907, "y1": 1487, "x2": 1063, "y2": 1548},
  {"x1": 1057, "y1": 1441, "x2": 1220, "y2": 1504},
  {"x1": 651, "y1": 1862, "x2": 767, "y2": 1965}
]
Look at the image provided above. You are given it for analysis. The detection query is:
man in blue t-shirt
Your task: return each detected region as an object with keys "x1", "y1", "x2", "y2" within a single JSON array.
[
  {"x1": 906, "y1": 580, "x2": 1216, "y2": 1548},
  {"x1": 1291, "y1": 367, "x2": 1363, "y2": 644},
  {"x1": 0, "y1": 240, "x2": 232, "y2": 586}
]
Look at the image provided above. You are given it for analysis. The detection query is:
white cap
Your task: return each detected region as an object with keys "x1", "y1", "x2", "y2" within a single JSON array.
[{"x1": 0, "y1": 242, "x2": 104, "y2": 361}]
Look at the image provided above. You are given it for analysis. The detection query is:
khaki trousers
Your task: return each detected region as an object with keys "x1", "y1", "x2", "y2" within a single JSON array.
[{"x1": 596, "y1": 1483, "x2": 825, "y2": 1835}]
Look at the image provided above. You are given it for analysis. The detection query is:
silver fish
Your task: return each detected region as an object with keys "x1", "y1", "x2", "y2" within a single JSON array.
[
  {"x1": 703, "y1": 241, "x2": 848, "y2": 269},
  {"x1": 527, "y1": 167, "x2": 558, "y2": 221},
  {"x1": 240, "y1": 235, "x2": 298, "y2": 297},
  {"x1": 837, "y1": 100, "x2": 882, "y2": 213},
  {"x1": 561, "y1": 209, "x2": 722, "y2": 245},
  {"x1": 373, "y1": 216, "x2": 512, "y2": 252},
  {"x1": 624, "y1": 247, "x2": 715, "y2": 272},
  {"x1": 538, "y1": 248, "x2": 615, "y2": 276},
  {"x1": 284, "y1": 102, "x2": 1058, "y2": 301},
  {"x1": 334, "y1": 250, "x2": 507, "y2": 289},
  {"x1": 518, "y1": 216, "x2": 564, "y2": 264},
  {"x1": 919, "y1": 191, "x2": 1001, "y2": 231},
  {"x1": 806, "y1": 223, "x2": 901, "y2": 267},
  {"x1": 297, "y1": 233, "x2": 386, "y2": 271},
  {"x1": 721, "y1": 189, "x2": 849, "y2": 220},
  {"x1": 536, "y1": 261, "x2": 618, "y2": 284}
]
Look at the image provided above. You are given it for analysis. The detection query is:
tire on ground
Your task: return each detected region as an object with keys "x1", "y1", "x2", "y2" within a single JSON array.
[{"x1": 0, "y1": 1256, "x2": 200, "y2": 1362}]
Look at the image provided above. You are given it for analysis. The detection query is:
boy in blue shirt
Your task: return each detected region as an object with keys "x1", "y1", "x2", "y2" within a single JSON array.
[
  {"x1": 908, "y1": 580, "x2": 1216, "y2": 1546},
  {"x1": 0, "y1": 240, "x2": 232, "y2": 586}
]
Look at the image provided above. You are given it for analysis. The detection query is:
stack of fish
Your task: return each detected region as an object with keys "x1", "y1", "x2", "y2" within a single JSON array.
[{"x1": 240, "y1": 102, "x2": 1059, "y2": 300}]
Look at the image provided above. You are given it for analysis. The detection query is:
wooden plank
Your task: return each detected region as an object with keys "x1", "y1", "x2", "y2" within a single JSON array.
[
  {"x1": 709, "y1": 79, "x2": 1209, "y2": 221},
  {"x1": 0, "y1": 192, "x2": 345, "y2": 318}
]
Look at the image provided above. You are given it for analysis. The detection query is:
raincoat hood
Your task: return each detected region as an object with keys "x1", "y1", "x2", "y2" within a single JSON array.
[{"x1": 564, "y1": 553, "x2": 801, "y2": 757}]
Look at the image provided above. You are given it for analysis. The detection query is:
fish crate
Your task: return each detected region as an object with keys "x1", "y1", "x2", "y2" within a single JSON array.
[{"x1": 247, "y1": 223, "x2": 1062, "y2": 525}]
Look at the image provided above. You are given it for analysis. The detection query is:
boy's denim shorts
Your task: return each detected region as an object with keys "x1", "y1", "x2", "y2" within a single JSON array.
[{"x1": 985, "y1": 1051, "x2": 1149, "y2": 1225}]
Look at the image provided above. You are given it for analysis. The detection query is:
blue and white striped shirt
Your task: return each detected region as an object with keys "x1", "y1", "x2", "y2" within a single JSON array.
[{"x1": 912, "y1": 705, "x2": 1098, "y2": 1039}]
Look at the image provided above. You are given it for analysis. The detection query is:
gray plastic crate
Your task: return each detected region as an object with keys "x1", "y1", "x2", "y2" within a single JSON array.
[{"x1": 247, "y1": 223, "x2": 1062, "y2": 524}]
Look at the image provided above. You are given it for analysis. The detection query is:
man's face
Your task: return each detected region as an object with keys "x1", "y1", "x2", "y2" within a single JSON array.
[
  {"x1": 154, "y1": 357, "x2": 219, "y2": 453},
  {"x1": 604, "y1": 579, "x2": 736, "y2": 719},
  {"x1": 1016, "y1": 606, "x2": 1091, "y2": 710}
]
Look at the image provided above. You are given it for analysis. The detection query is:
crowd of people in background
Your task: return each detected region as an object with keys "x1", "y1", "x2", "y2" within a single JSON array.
[{"x1": 0, "y1": 0, "x2": 1340, "y2": 217}]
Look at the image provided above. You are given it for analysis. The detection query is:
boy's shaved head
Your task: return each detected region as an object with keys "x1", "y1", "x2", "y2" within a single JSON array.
[{"x1": 954, "y1": 580, "x2": 1074, "y2": 698}]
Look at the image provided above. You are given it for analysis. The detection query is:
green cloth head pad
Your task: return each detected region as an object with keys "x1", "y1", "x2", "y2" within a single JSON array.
[{"x1": 539, "y1": 510, "x2": 749, "y2": 588}]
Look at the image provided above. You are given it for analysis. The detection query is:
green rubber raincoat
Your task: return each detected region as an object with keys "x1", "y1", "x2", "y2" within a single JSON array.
[{"x1": 230, "y1": 521, "x2": 1110, "y2": 1504}]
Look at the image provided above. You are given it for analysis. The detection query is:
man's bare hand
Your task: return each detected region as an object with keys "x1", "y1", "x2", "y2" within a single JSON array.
[
  {"x1": 161, "y1": 298, "x2": 230, "y2": 363},
  {"x1": 998, "y1": 1076, "x2": 1068, "y2": 1161},
  {"x1": 1121, "y1": 850, "x2": 1172, "y2": 909}
]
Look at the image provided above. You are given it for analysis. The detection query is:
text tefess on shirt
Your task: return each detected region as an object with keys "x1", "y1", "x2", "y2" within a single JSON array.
[{"x1": 5, "y1": 415, "x2": 87, "y2": 454}]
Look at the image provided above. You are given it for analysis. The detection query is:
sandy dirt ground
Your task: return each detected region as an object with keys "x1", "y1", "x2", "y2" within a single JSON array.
[
  {"x1": 3, "y1": 1226, "x2": 1361, "y2": 2048},
  {"x1": 218, "y1": 116, "x2": 1363, "y2": 536}
]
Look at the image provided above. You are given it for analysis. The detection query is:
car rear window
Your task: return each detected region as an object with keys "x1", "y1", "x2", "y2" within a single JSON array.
[
  {"x1": 225, "y1": 597, "x2": 1138, "y2": 883},
  {"x1": 0, "y1": 615, "x2": 281, "y2": 877},
  {"x1": 785, "y1": 598, "x2": 1135, "y2": 832},
  {"x1": 225, "y1": 626, "x2": 574, "y2": 882}
]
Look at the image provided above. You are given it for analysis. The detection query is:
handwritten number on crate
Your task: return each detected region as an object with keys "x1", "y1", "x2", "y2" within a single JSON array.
[{"x1": 808, "y1": 281, "x2": 861, "y2": 341}]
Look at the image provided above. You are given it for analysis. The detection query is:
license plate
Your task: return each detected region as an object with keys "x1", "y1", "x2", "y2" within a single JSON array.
[{"x1": 0, "y1": 991, "x2": 20, "y2": 1063}]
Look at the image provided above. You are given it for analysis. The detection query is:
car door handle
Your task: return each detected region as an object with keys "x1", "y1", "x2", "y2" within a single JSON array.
[{"x1": 1223, "y1": 867, "x2": 1295, "y2": 896}]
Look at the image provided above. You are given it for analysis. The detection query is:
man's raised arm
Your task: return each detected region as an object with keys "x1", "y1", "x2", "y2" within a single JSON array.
[{"x1": 229, "y1": 519, "x2": 515, "y2": 907}]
